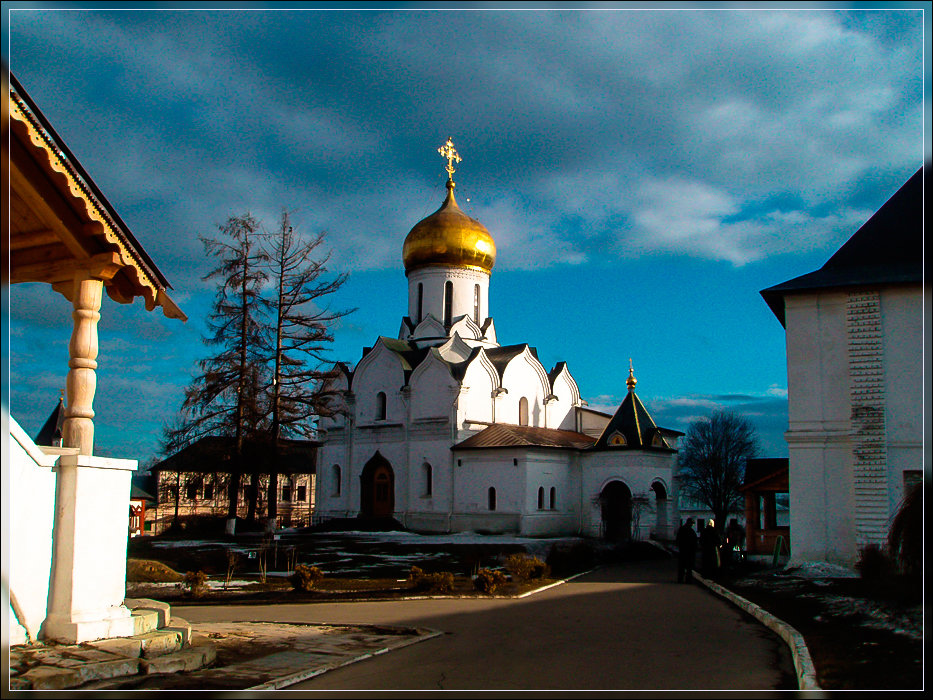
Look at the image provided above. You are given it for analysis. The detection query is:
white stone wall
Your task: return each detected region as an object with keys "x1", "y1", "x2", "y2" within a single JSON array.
[
  {"x1": 7, "y1": 415, "x2": 138, "y2": 644},
  {"x1": 580, "y1": 451, "x2": 677, "y2": 540},
  {"x1": 407, "y1": 266, "x2": 489, "y2": 327},
  {"x1": 8, "y1": 417, "x2": 58, "y2": 645},
  {"x1": 783, "y1": 284, "x2": 922, "y2": 566}
]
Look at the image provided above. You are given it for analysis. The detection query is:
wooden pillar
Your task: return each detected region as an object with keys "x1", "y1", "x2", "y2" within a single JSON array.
[{"x1": 62, "y1": 275, "x2": 104, "y2": 456}]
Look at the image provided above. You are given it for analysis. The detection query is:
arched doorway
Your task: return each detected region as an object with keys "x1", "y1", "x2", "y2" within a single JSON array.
[
  {"x1": 600, "y1": 480, "x2": 632, "y2": 541},
  {"x1": 360, "y1": 452, "x2": 395, "y2": 518}
]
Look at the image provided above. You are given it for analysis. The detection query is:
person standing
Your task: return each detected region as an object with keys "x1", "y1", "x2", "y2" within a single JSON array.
[
  {"x1": 676, "y1": 518, "x2": 698, "y2": 583},
  {"x1": 700, "y1": 518, "x2": 721, "y2": 578}
]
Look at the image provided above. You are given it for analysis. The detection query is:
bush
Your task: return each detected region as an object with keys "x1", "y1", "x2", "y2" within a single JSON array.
[
  {"x1": 504, "y1": 553, "x2": 550, "y2": 581},
  {"x1": 888, "y1": 482, "x2": 922, "y2": 577},
  {"x1": 473, "y1": 568, "x2": 508, "y2": 594},
  {"x1": 409, "y1": 566, "x2": 454, "y2": 593},
  {"x1": 290, "y1": 564, "x2": 324, "y2": 592},
  {"x1": 855, "y1": 544, "x2": 894, "y2": 582},
  {"x1": 182, "y1": 570, "x2": 209, "y2": 597}
]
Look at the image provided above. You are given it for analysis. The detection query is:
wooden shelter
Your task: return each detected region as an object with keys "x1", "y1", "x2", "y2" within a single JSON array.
[{"x1": 740, "y1": 458, "x2": 790, "y2": 555}]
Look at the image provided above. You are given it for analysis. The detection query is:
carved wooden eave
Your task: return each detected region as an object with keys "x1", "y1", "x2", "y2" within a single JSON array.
[{"x1": 9, "y1": 75, "x2": 186, "y2": 321}]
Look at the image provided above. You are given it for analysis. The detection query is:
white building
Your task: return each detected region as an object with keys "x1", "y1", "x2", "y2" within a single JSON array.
[
  {"x1": 761, "y1": 168, "x2": 924, "y2": 567},
  {"x1": 315, "y1": 142, "x2": 680, "y2": 540}
]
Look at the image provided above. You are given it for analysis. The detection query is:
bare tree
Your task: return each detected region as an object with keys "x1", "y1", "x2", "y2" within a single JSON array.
[
  {"x1": 677, "y1": 410, "x2": 758, "y2": 528},
  {"x1": 262, "y1": 211, "x2": 355, "y2": 525},
  {"x1": 164, "y1": 214, "x2": 269, "y2": 534}
]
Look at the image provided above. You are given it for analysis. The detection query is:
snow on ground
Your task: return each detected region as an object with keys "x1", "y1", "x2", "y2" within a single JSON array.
[{"x1": 782, "y1": 560, "x2": 859, "y2": 579}]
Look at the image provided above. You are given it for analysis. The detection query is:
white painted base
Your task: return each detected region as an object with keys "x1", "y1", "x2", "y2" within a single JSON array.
[{"x1": 43, "y1": 605, "x2": 135, "y2": 644}]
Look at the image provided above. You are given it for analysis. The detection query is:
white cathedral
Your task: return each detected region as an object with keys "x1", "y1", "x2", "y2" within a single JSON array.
[{"x1": 315, "y1": 140, "x2": 681, "y2": 540}]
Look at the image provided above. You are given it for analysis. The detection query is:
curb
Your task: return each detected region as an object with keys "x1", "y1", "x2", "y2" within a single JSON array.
[
  {"x1": 694, "y1": 573, "x2": 821, "y2": 691},
  {"x1": 245, "y1": 629, "x2": 445, "y2": 690}
]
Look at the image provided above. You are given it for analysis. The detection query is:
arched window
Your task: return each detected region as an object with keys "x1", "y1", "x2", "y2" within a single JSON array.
[
  {"x1": 416, "y1": 283, "x2": 423, "y2": 322},
  {"x1": 332, "y1": 464, "x2": 341, "y2": 497},
  {"x1": 537, "y1": 487, "x2": 545, "y2": 510},
  {"x1": 376, "y1": 392, "x2": 387, "y2": 420},
  {"x1": 473, "y1": 284, "x2": 480, "y2": 324},
  {"x1": 488, "y1": 487, "x2": 497, "y2": 511},
  {"x1": 423, "y1": 462, "x2": 433, "y2": 497},
  {"x1": 519, "y1": 397, "x2": 529, "y2": 426},
  {"x1": 549, "y1": 487, "x2": 556, "y2": 510},
  {"x1": 444, "y1": 280, "x2": 453, "y2": 326}
]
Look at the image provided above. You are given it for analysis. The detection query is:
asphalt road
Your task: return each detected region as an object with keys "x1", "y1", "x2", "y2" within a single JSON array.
[{"x1": 178, "y1": 558, "x2": 796, "y2": 691}]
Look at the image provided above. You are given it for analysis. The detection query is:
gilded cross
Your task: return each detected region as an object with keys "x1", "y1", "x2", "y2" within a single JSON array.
[{"x1": 438, "y1": 137, "x2": 462, "y2": 180}]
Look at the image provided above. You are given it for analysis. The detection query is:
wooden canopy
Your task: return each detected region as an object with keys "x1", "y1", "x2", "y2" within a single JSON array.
[{"x1": 8, "y1": 73, "x2": 186, "y2": 320}]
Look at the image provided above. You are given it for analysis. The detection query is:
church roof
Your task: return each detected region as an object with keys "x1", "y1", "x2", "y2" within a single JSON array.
[
  {"x1": 35, "y1": 396, "x2": 65, "y2": 446},
  {"x1": 760, "y1": 168, "x2": 923, "y2": 326},
  {"x1": 591, "y1": 387, "x2": 679, "y2": 452},
  {"x1": 453, "y1": 423, "x2": 597, "y2": 451},
  {"x1": 486, "y1": 344, "x2": 537, "y2": 380}
]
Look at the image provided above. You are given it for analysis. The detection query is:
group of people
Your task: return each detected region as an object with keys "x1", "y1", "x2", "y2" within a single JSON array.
[{"x1": 676, "y1": 517, "x2": 746, "y2": 583}]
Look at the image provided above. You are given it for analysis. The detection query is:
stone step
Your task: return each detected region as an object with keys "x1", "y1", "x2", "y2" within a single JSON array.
[
  {"x1": 15, "y1": 634, "x2": 217, "y2": 690},
  {"x1": 18, "y1": 654, "x2": 142, "y2": 690},
  {"x1": 140, "y1": 635, "x2": 217, "y2": 675},
  {"x1": 125, "y1": 597, "x2": 172, "y2": 636},
  {"x1": 131, "y1": 608, "x2": 160, "y2": 636},
  {"x1": 87, "y1": 628, "x2": 185, "y2": 659}
]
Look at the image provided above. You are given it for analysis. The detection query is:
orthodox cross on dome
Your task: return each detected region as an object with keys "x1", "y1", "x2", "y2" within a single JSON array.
[
  {"x1": 626, "y1": 358, "x2": 637, "y2": 392},
  {"x1": 438, "y1": 137, "x2": 462, "y2": 181}
]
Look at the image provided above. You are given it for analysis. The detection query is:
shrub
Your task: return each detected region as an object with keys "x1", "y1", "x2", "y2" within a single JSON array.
[
  {"x1": 409, "y1": 566, "x2": 454, "y2": 593},
  {"x1": 855, "y1": 544, "x2": 894, "y2": 582},
  {"x1": 473, "y1": 568, "x2": 508, "y2": 594},
  {"x1": 504, "y1": 553, "x2": 550, "y2": 581},
  {"x1": 290, "y1": 564, "x2": 324, "y2": 592},
  {"x1": 182, "y1": 570, "x2": 209, "y2": 597},
  {"x1": 888, "y1": 482, "x2": 922, "y2": 577}
]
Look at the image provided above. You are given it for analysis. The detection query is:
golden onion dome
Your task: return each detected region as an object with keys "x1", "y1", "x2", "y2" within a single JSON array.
[{"x1": 402, "y1": 179, "x2": 496, "y2": 275}]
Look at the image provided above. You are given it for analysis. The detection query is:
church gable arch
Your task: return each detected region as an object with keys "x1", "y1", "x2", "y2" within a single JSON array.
[
  {"x1": 448, "y1": 315, "x2": 483, "y2": 342},
  {"x1": 350, "y1": 341, "x2": 407, "y2": 423},
  {"x1": 500, "y1": 348, "x2": 550, "y2": 426},
  {"x1": 412, "y1": 314, "x2": 447, "y2": 341},
  {"x1": 459, "y1": 349, "x2": 499, "y2": 425},
  {"x1": 410, "y1": 351, "x2": 458, "y2": 419},
  {"x1": 317, "y1": 366, "x2": 351, "y2": 429}
]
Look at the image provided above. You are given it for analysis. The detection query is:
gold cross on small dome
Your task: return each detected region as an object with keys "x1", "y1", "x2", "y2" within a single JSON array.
[{"x1": 438, "y1": 137, "x2": 462, "y2": 180}]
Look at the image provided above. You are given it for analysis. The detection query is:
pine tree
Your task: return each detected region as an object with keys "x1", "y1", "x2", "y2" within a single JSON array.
[{"x1": 263, "y1": 211, "x2": 354, "y2": 525}]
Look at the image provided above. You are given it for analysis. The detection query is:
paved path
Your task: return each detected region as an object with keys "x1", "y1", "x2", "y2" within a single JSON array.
[{"x1": 178, "y1": 558, "x2": 795, "y2": 691}]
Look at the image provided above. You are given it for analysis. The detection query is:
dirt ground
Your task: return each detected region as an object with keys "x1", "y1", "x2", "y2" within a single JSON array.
[
  {"x1": 712, "y1": 560, "x2": 923, "y2": 690},
  {"x1": 126, "y1": 532, "x2": 923, "y2": 691}
]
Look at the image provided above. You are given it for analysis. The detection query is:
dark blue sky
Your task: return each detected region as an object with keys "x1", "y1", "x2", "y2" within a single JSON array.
[{"x1": 4, "y1": 3, "x2": 927, "y2": 463}]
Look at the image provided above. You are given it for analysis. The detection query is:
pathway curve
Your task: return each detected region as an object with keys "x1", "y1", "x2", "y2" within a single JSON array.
[{"x1": 179, "y1": 558, "x2": 796, "y2": 690}]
